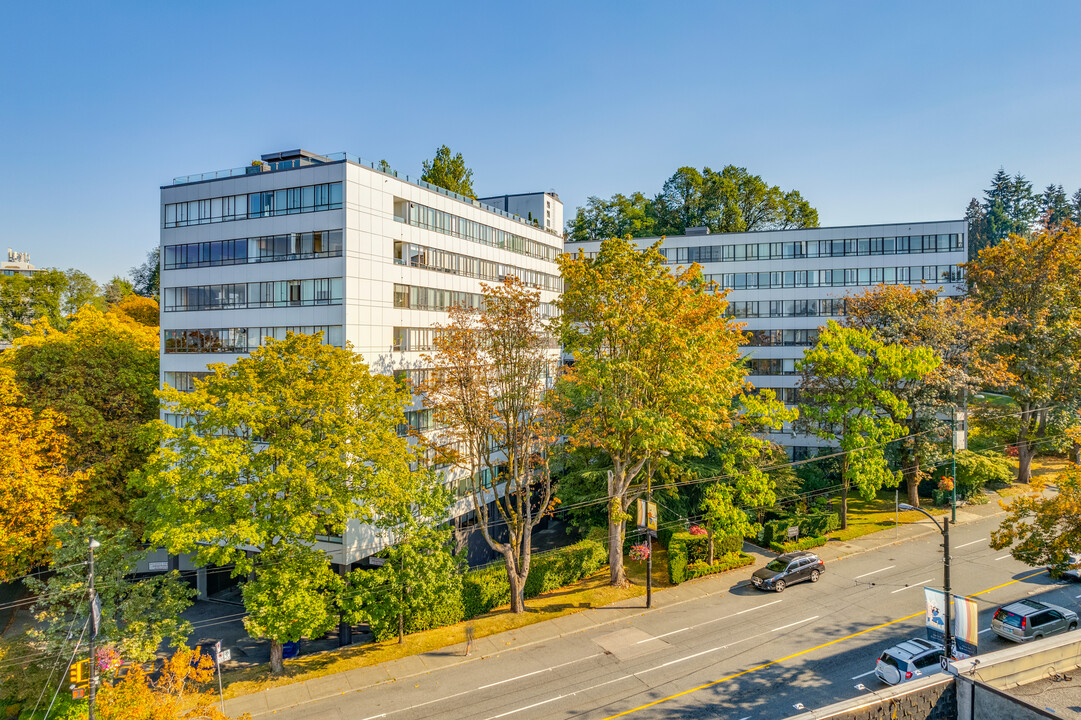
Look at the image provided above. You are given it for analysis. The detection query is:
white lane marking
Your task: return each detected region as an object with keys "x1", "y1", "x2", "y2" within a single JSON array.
[
  {"x1": 979, "y1": 628, "x2": 993, "y2": 634},
  {"x1": 855, "y1": 565, "x2": 895, "y2": 579},
  {"x1": 1075, "y1": 593, "x2": 1081, "y2": 599},
  {"x1": 995, "y1": 555, "x2": 1012, "y2": 561},
  {"x1": 636, "y1": 598, "x2": 783, "y2": 643},
  {"x1": 852, "y1": 669, "x2": 877, "y2": 679},
  {"x1": 956, "y1": 538, "x2": 986, "y2": 549},
  {"x1": 772, "y1": 615, "x2": 820, "y2": 632},
  {"x1": 479, "y1": 674, "x2": 634, "y2": 720},
  {"x1": 891, "y1": 578, "x2": 934, "y2": 594},
  {"x1": 476, "y1": 654, "x2": 604, "y2": 689},
  {"x1": 359, "y1": 715, "x2": 387, "y2": 720}
]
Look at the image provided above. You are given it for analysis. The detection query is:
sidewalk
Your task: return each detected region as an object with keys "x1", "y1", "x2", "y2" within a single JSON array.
[{"x1": 223, "y1": 496, "x2": 1010, "y2": 717}]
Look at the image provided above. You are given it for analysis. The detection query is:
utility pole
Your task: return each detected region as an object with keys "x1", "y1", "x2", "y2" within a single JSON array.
[
  {"x1": 88, "y1": 537, "x2": 101, "y2": 720},
  {"x1": 943, "y1": 518, "x2": 952, "y2": 660},
  {"x1": 646, "y1": 455, "x2": 653, "y2": 609},
  {"x1": 950, "y1": 412, "x2": 957, "y2": 523}
]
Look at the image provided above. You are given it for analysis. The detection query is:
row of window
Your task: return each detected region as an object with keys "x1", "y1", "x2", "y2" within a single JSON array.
[
  {"x1": 393, "y1": 283, "x2": 559, "y2": 317},
  {"x1": 164, "y1": 326, "x2": 344, "y2": 354},
  {"x1": 393, "y1": 198, "x2": 561, "y2": 263},
  {"x1": 164, "y1": 183, "x2": 343, "y2": 227},
  {"x1": 745, "y1": 357, "x2": 800, "y2": 376},
  {"x1": 393, "y1": 241, "x2": 562, "y2": 292},
  {"x1": 726, "y1": 298, "x2": 849, "y2": 319},
  {"x1": 393, "y1": 327, "x2": 438, "y2": 352},
  {"x1": 163, "y1": 230, "x2": 343, "y2": 269},
  {"x1": 163, "y1": 278, "x2": 343, "y2": 312},
  {"x1": 744, "y1": 329, "x2": 820, "y2": 347},
  {"x1": 708, "y1": 265, "x2": 964, "y2": 291},
  {"x1": 659, "y1": 234, "x2": 963, "y2": 265},
  {"x1": 162, "y1": 371, "x2": 213, "y2": 392}
]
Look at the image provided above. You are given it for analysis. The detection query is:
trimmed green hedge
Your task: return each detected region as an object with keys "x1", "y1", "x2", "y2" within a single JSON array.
[
  {"x1": 667, "y1": 533, "x2": 744, "y2": 584},
  {"x1": 762, "y1": 512, "x2": 839, "y2": 547},
  {"x1": 658, "y1": 527, "x2": 676, "y2": 550},
  {"x1": 769, "y1": 535, "x2": 827, "y2": 554},
  {"x1": 461, "y1": 539, "x2": 607, "y2": 618},
  {"x1": 684, "y1": 552, "x2": 755, "y2": 581}
]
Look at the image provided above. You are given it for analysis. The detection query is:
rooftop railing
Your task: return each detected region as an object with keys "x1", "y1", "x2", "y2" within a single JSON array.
[{"x1": 172, "y1": 152, "x2": 563, "y2": 238}]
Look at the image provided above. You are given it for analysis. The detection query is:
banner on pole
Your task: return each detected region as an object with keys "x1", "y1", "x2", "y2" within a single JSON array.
[
  {"x1": 924, "y1": 588, "x2": 947, "y2": 646},
  {"x1": 923, "y1": 588, "x2": 978, "y2": 658},
  {"x1": 636, "y1": 499, "x2": 658, "y2": 531}
]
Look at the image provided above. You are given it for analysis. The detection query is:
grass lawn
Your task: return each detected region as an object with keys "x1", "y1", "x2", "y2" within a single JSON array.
[
  {"x1": 825, "y1": 491, "x2": 947, "y2": 544},
  {"x1": 221, "y1": 561, "x2": 645, "y2": 698}
]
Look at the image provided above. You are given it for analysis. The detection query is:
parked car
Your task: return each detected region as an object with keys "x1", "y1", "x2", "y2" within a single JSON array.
[
  {"x1": 991, "y1": 599, "x2": 1078, "y2": 643},
  {"x1": 751, "y1": 551, "x2": 824, "y2": 593},
  {"x1": 1048, "y1": 554, "x2": 1081, "y2": 581},
  {"x1": 874, "y1": 638, "x2": 943, "y2": 685}
]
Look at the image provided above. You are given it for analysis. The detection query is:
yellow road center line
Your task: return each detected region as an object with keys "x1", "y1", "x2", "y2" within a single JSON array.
[{"x1": 601, "y1": 568, "x2": 1047, "y2": 719}]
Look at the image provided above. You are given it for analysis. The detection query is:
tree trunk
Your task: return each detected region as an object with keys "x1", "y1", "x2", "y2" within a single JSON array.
[
  {"x1": 839, "y1": 478, "x2": 849, "y2": 531},
  {"x1": 1072, "y1": 440, "x2": 1081, "y2": 466},
  {"x1": 1017, "y1": 443, "x2": 1035, "y2": 484},
  {"x1": 707, "y1": 527, "x2": 715, "y2": 566},
  {"x1": 270, "y1": 640, "x2": 284, "y2": 674},
  {"x1": 899, "y1": 440, "x2": 920, "y2": 508},
  {"x1": 507, "y1": 563, "x2": 525, "y2": 613},
  {"x1": 1016, "y1": 406, "x2": 1046, "y2": 484},
  {"x1": 398, "y1": 611, "x2": 404, "y2": 643},
  {"x1": 609, "y1": 515, "x2": 627, "y2": 587}
]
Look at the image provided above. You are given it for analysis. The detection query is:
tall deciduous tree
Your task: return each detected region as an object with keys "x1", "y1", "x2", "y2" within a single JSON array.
[
  {"x1": 136, "y1": 332, "x2": 417, "y2": 672},
  {"x1": 421, "y1": 277, "x2": 556, "y2": 612},
  {"x1": 991, "y1": 446, "x2": 1081, "y2": 574},
  {"x1": 844, "y1": 285, "x2": 1009, "y2": 505},
  {"x1": 966, "y1": 225, "x2": 1081, "y2": 483},
  {"x1": 566, "y1": 166, "x2": 818, "y2": 243},
  {"x1": 0, "y1": 268, "x2": 66, "y2": 341},
  {"x1": 556, "y1": 237, "x2": 752, "y2": 586},
  {"x1": 26, "y1": 517, "x2": 194, "y2": 663},
  {"x1": 6, "y1": 302, "x2": 159, "y2": 522},
  {"x1": 0, "y1": 367, "x2": 85, "y2": 576},
  {"x1": 796, "y1": 321, "x2": 939, "y2": 528},
  {"x1": 130, "y1": 247, "x2": 161, "y2": 300},
  {"x1": 421, "y1": 145, "x2": 475, "y2": 198}
]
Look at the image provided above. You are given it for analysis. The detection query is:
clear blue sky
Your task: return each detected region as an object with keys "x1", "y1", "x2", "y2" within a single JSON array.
[{"x1": 3, "y1": 1, "x2": 1080, "y2": 282}]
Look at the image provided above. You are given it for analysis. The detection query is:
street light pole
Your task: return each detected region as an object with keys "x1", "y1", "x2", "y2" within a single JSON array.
[
  {"x1": 646, "y1": 454, "x2": 653, "y2": 609},
  {"x1": 900, "y1": 504, "x2": 952, "y2": 659},
  {"x1": 88, "y1": 537, "x2": 101, "y2": 720},
  {"x1": 950, "y1": 412, "x2": 957, "y2": 524}
]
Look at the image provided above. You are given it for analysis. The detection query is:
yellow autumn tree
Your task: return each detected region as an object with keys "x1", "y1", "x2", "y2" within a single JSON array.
[
  {"x1": 0, "y1": 366, "x2": 85, "y2": 576},
  {"x1": 5, "y1": 301, "x2": 159, "y2": 522}
]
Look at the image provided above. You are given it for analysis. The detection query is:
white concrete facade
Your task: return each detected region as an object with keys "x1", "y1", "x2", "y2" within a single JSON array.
[
  {"x1": 566, "y1": 220, "x2": 968, "y2": 456},
  {"x1": 478, "y1": 192, "x2": 563, "y2": 235},
  {"x1": 160, "y1": 151, "x2": 564, "y2": 563}
]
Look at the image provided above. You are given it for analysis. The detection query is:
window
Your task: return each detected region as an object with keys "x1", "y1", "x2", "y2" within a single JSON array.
[
  {"x1": 164, "y1": 326, "x2": 343, "y2": 353},
  {"x1": 164, "y1": 183, "x2": 342, "y2": 228},
  {"x1": 163, "y1": 278, "x2": 341, "y2": 311},
  {"x1": 394, "y1": 284, "x2": 409, "y2": 308}
]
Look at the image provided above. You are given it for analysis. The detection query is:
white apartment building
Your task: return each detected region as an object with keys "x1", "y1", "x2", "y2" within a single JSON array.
[
  {"x1": 1, "y1": 249, "x2": 41, "y2": 277},
  {"x1": 160, "y1": 149, "x2": 564, "y2": 566},
  {"x1": 566, "y1": 220, "x2": 968, "y2": 455}
]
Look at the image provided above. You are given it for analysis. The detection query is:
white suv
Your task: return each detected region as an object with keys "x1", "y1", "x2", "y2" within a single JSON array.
[{"x1": 874, "y1": 638, "x2": 944, "y2": 685}]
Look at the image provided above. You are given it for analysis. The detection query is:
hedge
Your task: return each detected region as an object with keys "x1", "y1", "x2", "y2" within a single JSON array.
[
  {"x1": 769, "y1": 535, "x2": 827, "y2": 554},
  {"x1": 461, "y1": 539, "x2": 607, "y2": 618},
  {"x1": 684, "y1": 552, "x2": 755, "y2": 581},
  {"x1": 657, "y1": 526, "x2": 676, "y2": 550},
  {"x1": 667, "y1": 532, "x2": 743, "y2": 584},
  {"x1": 762, "y1": 511, "x2": 839, "y2": 547}
]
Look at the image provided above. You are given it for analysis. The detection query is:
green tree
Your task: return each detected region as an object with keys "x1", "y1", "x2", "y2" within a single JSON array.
[
  {"x1": 796, "y1": 321, "x2": 939, "y2": 528},
  {"x1": 1040, "y1": 184, "x2": 1072, "y2": 229},
  {"x1": 62, "y1": 269, "x2": 103, "y2": 315},
  {"x1": 421, "y1": 145, "x2": 475, "y2": 197},
  {"x1": 566, "y1": 166, "x2": 818, "y2": 243},
  {"x1": 26, "y1": 517, "x2": 195, "y2": 663},
  {"x1": 1071, "y1": 189, "x2": 1081, "y2": 225},
  {"x1": 5, "y1": 303, "x2": 159, "y2": 522},
  {"x1": 135, "y1": 332, "x2": 418, "y2": 672},
  {"x1": 556, "y1": 237, "x2": 766, "y2": 586},
  {"x1": 991, "y1": 457, "x2": 1081, "y2": 574},
  {"x1": 968, "y1": 168, "x2": 1038, "y2": 258},
  {"x1": 0, "y1": 268, "x2": 66, "y2": 341},
  {"x1": 844, "y1": 285, "x2": 1009, "y2": 506},
  {"x1": 966, "y1": 225, "x2": 1081, "y2": 483},
  {"x1": 342, "y1": 478, "x2": 462, "y2": 643},
  {"x1": 103, "y1": 275, "x2": 135, "y2": 305},
  {"x1": 130, "y1": 247, "x2": 160, "y2": 300}
]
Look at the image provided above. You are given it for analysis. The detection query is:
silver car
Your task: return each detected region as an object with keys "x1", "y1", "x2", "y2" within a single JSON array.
[
  {"x1": 991, "y1": 599, "x2": 1078, "y2": 643},
  {"x1": 874, "y1": 638, "x2": 943, "y2": 685}
]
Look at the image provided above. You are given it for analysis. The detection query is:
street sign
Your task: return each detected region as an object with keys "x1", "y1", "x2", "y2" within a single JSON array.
[
  {"x1": 787, "y1": 526, "x2": 799, "y2": 540},
  {"x1": 218, "y1": 648, "x2": 231, "y2": 663},
  {"x1": 369, "y1": 557, "x2": 386, "y2": 567}
]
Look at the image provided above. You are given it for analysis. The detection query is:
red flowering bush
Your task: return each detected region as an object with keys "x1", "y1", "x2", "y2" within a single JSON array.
[{"x1": 688, "y1": 525, "x2": 708, "y2": 536}]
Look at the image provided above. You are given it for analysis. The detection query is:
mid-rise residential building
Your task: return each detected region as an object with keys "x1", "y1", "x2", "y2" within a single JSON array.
[
  {"x1": 160, "y1": 149, "x2": 564, "y2": 565},
  {"x1": 566, "y1": 220, "x2": 968, "y2": 455},
  {"x1": 1, "y1": 249, "x2": 41, "y2": 277},
  {"x1": 477, "y1": 192, "x2": 563, "y2": 235}
]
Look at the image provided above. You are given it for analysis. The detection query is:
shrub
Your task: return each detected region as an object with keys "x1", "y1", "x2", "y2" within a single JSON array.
[
  {"x1": 684, "y1": 552, "x2": 755, "y2": 581},
  {"x1": 668, "y1": 535, "x2": 689, "y2": 584},
  {"x1": 769, "y1": 535, "x2": 827, "y2": 553},
  {"x1": 461, "y1": 539, "x2": 607, "y2": 618},
  {"x1": 668, "y1": 534, "x2": 748, "y2": 583},
  {"x1": 762, "y1": 513, "x2": 838, "y2": 546},
  {"x1": 955, "y1": 449, "x2": 1014, "y2": 496},
  {"x1": 657, "y1": 526, "x2": 676, "y2": 549}
]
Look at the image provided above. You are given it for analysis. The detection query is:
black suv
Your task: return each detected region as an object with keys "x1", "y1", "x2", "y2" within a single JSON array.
[{"x1": 751, "y1": 551, "x2": 825, "y2": 593}]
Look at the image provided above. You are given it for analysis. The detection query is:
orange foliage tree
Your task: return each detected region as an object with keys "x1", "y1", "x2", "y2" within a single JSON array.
[{"x1": 0, "y1": 366, "x2": 85, "y2": 576}]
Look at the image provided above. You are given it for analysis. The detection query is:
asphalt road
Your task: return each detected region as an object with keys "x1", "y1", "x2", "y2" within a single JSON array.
[{"x1": 279, "y1": 514, "x2": 1074, "y2": 720}]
